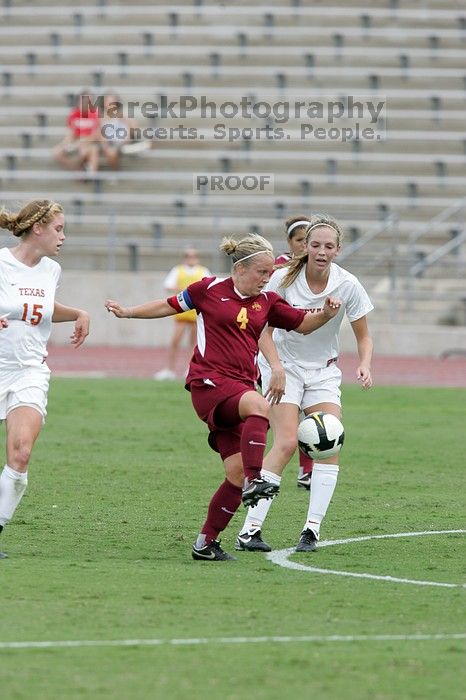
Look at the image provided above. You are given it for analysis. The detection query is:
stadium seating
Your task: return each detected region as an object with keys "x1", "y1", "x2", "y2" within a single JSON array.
[{"x1": 0, "y1": 0, "x2": 464, "y2": 322}]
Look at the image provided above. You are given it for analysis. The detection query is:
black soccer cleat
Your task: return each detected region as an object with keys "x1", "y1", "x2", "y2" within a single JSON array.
[
  {"x1": 295, "y1": 528, "x2": 318, "y2": 552},
  {"x1": 297, "y1": 472, "x2": 312, "y2": 490},
  {"x1": 241, "y1": 478, "x2": 279, "y2": 507},
  {"x1": 191, "y1": 539, "x2": 237, "y2": 561},
  {"x1": 235, "y1": 528, "x2": 272, "y2": 552}
]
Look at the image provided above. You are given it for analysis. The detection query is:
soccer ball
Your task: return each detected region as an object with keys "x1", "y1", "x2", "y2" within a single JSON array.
[{"x1": 298, "y1": 412, "x2": 345, "y2": 459}]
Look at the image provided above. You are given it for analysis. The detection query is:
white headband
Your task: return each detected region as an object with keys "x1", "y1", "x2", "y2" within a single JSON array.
[
  {"x1": 233, "y1": 249, "x2": 274, "y2": 266},
  {"x1": 287, "y1": 220, "x2": 310, "y2": 237},
  {"x1": 306, "y1": 222, "x2": 340, "y2": 236}
]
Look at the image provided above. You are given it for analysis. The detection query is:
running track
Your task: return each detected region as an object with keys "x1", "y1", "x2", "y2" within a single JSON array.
[{"x1": 47, "y1": 346, "x2": 466, "y2": 388}]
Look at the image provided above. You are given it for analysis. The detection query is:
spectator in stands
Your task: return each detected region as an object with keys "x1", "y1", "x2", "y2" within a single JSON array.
[
  {"x1": 98, "y1": 91, "x2": 139, "y2": 170},
  {"x1": 53, "y1": 90, "x2": 100, "y2": 173},
  {"x1": 0, "y1": 199, "x2": 90, "y2": 559},
  {"x1": 105, "y1": 233, "x2": 341, "y2": 561},
  {"x1": 154, "y1": 247, "x2": 211, "y2": 380},
  {"x1": 274, "y1": 216, "x2": 315, "y2": 489},
  {"x1": 236, "y1": 215, "x2": 373, "y2": 554}
]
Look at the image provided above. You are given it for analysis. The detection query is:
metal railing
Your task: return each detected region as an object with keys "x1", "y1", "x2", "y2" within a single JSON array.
[
  {"x1": 337, "y1": 215, "x2": 398, "y2": 263},
  {"x1": 407, "y1": 197, "x2": 466, "y2": 281},
  {"x1": 410, "y1": 228, "x2": 466, "y2": 277}
]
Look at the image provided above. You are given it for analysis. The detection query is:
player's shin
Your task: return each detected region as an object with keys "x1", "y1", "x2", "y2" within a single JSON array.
[
  {"x1": 196, "y1": 478, "x2": 242, "y2": 546},
  {"x1": 240, "y1": 469, "x2": 280, "y2": 535},
  {"x1": 304, "y1": 463, "x2": 339, "y2": 538},
  {"x1": 0, "y1": 464, "x2": 28, "y2": 528},
  {"x1": 240, "y1": 414, "x2": 269, "y2": 482}
]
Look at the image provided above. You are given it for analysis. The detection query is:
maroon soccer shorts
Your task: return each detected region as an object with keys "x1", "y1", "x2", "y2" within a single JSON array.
[{"x1": 189, "y1": 377, "x2": 255, "y2": 460}]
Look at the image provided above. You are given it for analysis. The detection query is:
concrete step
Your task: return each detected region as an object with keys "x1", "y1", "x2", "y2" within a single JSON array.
[
  {"x1": 2, "y1": 45, "x2": 465, "y2": 70},
  {"x1": 0, "y1": 171, "x2": 463, "y2": 204}
]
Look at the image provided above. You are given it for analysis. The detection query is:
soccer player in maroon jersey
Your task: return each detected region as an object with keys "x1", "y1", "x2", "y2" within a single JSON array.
[
  {"x1": 274, "y1": 216, "x2": 309, "y2": 267},
  {"x1": 106, "y1": 233, "x2": 340, "y2": 561}
]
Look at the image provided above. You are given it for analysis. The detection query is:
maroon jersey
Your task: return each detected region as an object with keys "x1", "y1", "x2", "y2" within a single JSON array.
[{"x1": 167, "y1": 276, "x2": 305, "y2": 385}]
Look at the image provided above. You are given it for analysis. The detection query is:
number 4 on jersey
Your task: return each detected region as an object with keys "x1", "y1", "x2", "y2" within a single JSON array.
[{"x1": 236, "y1": 307, "x2": 249, "y2": 330}]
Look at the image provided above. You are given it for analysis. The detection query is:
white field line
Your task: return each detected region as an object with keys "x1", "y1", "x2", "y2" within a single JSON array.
[
  {"x1": 267, "y1": 529, "x2": 466, "y2": 588},
  {"x1": 0, "y1": 633, "x2": 465, "y2": 651},
  {"x1": 2, "y1": 530, "x2": 464, "y2": 652}
]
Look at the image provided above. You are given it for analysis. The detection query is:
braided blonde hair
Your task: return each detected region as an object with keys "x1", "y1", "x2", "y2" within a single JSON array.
[
  {"x1": 280, "y1": 214, "x2": 344, "y2": 288},
  {"x1": 220, "y1": 233, "x2": 274, "y2": 267},
  {"x1": 0, "y1": 199, "x2": 63, "y2": 238}
]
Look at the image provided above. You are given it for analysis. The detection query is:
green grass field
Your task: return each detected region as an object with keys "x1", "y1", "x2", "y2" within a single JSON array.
[{"x1": 0, "y1": 379, "x2": 465, "y2": 700}]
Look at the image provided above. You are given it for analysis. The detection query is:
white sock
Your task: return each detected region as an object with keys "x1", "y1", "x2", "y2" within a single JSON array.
[
  {"x1": 261, "y1": 469, "x2": 281, "y2": 486},
  {"x1": 0, "y1": 464, "x2": 28, "y2": 527},
  {"x1": 195, "y1": 533, "x2": 207, "y2": 549},
  {"x1": 240, "y1": 470, "x2": 281, "y2": 534},
  {"x1": 304, "y1": 463, "x2": 339, "y2": 538}
]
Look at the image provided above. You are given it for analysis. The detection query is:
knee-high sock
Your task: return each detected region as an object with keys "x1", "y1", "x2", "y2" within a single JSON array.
[
  {"x1": 240, "y1": 415, "x2": 269, "y2": 482},
  {"x1": 0, "y1": 465, "x2": 28, "y2": 528},
  {"x1": 199, "y1": 479, "x2": 243, "y2": 545},
  {"x1": 304, "y1": 463, "x2": 339, "y2": 537},
  {"x1": 240, "y1": 470, "x2": 281, "y2": 533}
]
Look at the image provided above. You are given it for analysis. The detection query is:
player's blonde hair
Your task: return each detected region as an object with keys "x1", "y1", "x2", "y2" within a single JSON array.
[
  {"x1": 220, "y1": 233, "x2": 274, "y2": 267},
  {"x1": 280, "y1": 214, "x2": 344, "y2": 288},
  {"x1": 0, "y1": 199, "x2": 63, "y2": 237}
]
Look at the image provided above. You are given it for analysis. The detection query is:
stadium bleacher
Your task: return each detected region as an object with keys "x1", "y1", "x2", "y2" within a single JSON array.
[{"x1": 0, "y1": 0, "x2": 464, "y2": 323}]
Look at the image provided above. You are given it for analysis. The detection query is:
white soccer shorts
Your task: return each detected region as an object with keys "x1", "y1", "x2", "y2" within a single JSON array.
[
  {"x1": 0, "y1": 366, "x2": 50, "y2": 421},
  {"x1": 259, "y1": 359, "x2": 342, "y2": 410}
]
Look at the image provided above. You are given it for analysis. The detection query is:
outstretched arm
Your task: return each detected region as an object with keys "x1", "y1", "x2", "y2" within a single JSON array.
[
  {"x1": 105, "y1": 298, "x2": 177, "y2": 319},
  {"x1": 53, "y1": 301, "x2": 90, "y2": 348},
  {"x1": 295, "y1": 297, "x2": 341, "y2": 334}
]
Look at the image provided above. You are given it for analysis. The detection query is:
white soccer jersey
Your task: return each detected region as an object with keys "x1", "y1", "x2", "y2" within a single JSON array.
[
  {"x1": 265, "y1": 262, "x2": 374, "y2": 370},
  {"x1": 0, "y1": 248, "x2": 61, "y2": 369}
]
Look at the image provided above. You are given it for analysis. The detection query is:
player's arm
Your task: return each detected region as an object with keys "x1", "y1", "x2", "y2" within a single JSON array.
[
  {"x1": 295, "y1": 296, "x2": 341, "y2": 334},
  {"x1": 106, "y1": 280, "x2": 203, "y2": 320},
  {"x1": 53, "y1": 301, "x2": 90, "y2": 348},
  {"x1": 350, "y1": 315, "x2": 373, "y2": 389},
  {"x1": 105, "y1": 298, "x2": 176, "y2": 319},
  {"x1": 258, "y1": 327, "x2": 285, "y2": 405}
]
